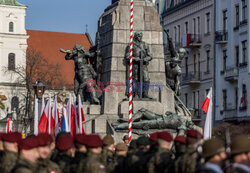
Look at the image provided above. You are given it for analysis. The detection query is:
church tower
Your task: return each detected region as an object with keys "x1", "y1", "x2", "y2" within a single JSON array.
[{"x1": 0, "y1": 0, "x2": 28, "y2": 118}]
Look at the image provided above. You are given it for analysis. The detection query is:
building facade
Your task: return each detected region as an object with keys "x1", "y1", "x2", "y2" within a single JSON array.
[
  {"x1": 162, "y1": 0, "x2": 214, "y2": 126},
  {"x1": 214, "y1": 0, "x2": 249, "y2": 123},
  {"x1": 0, "y1": 0, "x2": 28, "y2": 119}
]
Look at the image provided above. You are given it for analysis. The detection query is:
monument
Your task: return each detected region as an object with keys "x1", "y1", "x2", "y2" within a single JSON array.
[{"x1": 64, "y1": 0, "x2": 197, "y2": 140}]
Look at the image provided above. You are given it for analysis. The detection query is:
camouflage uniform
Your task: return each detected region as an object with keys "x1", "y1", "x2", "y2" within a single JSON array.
[
  {"x1": 11, "y1": 157, "x2": 36, "y2": 173},
  {"x1": 101, "y1": 148, "x2": 114, "y2": 168},
  {"x1": 77, "y1": 152, "x2": 106, "y2": 173},
  {"x1": 107, "y1": 155, "x2": 126, "y2": 173},
  {"x1": 70, "y1": 151, "x2": 87, "y2": 173},
  {"x1": 175, "y1": 146, "x2": 202, "y2": 173},
  {"x1": 147, "y1": 148, "x2": 174, "y2": 173},
  {"x1": 0, "y1": 150, "x2": 19, "y2": 173},
  {"x1": 36, "y1": 158, "x2": 61, "y2": 173},
  {"x1": 52, "y1": 153, "x2": 72, "y2": 173}
]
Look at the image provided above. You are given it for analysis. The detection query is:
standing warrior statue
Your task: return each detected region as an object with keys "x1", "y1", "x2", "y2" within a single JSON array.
[
  {"x1": 60, "y1": 44, "x2": 100, "y2": 104},
  {"x1": 125, "y1": 31, "x2": 153, "y2": 99}
]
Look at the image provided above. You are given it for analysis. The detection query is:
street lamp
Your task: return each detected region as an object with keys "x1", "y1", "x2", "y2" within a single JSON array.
[{"x1": 33, "y1": 79, "x2": 46, "y2": 99}]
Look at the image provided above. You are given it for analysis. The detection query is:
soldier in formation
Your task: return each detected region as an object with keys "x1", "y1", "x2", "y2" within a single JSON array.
[{"x1": 0, "y1": 130, "x2": 249, "y2": 173}]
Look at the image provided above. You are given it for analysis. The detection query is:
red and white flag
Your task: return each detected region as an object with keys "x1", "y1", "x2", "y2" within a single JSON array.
[
  {"x1": 182, "y1": 33, "x2": 191, "y2": 47},
  {"x1": 77, "y1": 95, "x2": 85, "y2": 134},
  {"x1": 6, "y1": 117, "x2": 12, "y2": 133},
  {"x1": 201, "y1": 87, "x2": 213, "y2": 140},
  {"x1": 52, "y1": 96, "x2": 60, "y2": 136},
  {"x1": 38, "y1": 97, "x2": 51, "y2": 133},
  {"x1": 239, "y1": 94, "x2": 246, "y2": 108},
  {"x1": 67, "y1": 95, "x2": 76, "y2": 136},
  {"x1": 34, "y1": 96, "x2": 39, "y2": 135}
]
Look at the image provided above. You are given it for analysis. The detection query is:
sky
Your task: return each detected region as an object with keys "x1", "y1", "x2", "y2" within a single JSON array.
[{"x1": 18, "y1": 0, "x2": 111, "y2": 41}]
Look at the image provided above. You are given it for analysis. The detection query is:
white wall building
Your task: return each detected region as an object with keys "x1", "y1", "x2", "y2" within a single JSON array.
[
  {"x1": 0, "y1": 0, "x2": 28, "y2": 119},
  {"x1": 162, "y1": 0, "x2": 214, "y2": 126},
  {"x1": 215, "y1": 0, "x2": 249, "y2": 123}
]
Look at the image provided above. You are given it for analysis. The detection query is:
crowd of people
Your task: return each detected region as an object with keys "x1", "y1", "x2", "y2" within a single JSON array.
[{"x1": 0, "y1": 129, "x2": 249, "y2": 173}]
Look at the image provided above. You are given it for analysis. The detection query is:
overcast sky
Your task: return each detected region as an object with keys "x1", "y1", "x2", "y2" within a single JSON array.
[{"x1": 19, "y1": 0, "x2": 111, "y2": 40}]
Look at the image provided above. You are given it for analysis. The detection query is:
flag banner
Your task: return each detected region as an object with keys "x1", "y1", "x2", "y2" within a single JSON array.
[
  {"x1": 61, "y1": 107, "x2": 69, "y2": 132},
  {"x1": 202, "y1": 87, "x2": 213, "y2": 140},
  {"x1": 34, "y1": 96, "x2": 39, "y2": 135},
  {"x1": 7, "y1": 117, "x2": 12, "y2": 133},
  {"x1": 38, "y1": 97, "x2": 51, "y2": 133}
]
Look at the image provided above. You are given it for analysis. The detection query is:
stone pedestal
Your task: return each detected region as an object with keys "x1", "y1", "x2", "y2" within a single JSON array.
[{"x1": 83, "y1": 0, "x2": 177, "y2": 141}]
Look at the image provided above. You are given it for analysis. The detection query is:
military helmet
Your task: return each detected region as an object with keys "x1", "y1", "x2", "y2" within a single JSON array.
[
  {"x1": 202, "y1": 138, "x2": 225, "y2": 158},
  {"x1": 231, "y1": 135, "x2": 250, "y2": 155}
]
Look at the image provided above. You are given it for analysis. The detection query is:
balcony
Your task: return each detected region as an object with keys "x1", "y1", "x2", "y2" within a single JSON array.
[
  {"x1": 223, "y1": 108, "x2": 238, "y2": 121},
  {"x1": 183, "y1": 34, "x2": 202, "y2": 48},
  {"x1": 182, "y1": 72, "x2": 201, "y2": 85},
  {"x1": 240, "y1": 19, "x2": 248, "y2": 26},
  {"x1": 224, "y1": 66, "x2": 239, "y2": 82},
  {"x1": 192, "y1": 109, "x2": 202, "y2": 122},
  {"x1": 215, "y1": 30, "x2": 228, "y2": 44},
  {"x1": 239, "y1": 62, "x2": 248, "y2": 68}
]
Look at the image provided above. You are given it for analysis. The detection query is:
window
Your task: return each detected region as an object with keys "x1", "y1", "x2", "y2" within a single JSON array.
[
  {"x1": 185, "y1": 21, "x2": 189, "y2": 34},
  {"x1": 11, "y1": 96, "x2": 19, "y2": 111},
  {"x1": 185, "y1": 93, "x2": 188, "y2": 107},
  {"x1": 197, "y1": 17, "x2": 200, "y2": 34},
  {"x1": 193, "y1": 54, "x2": 196, "y2": 74},
  {"x1": 223, "y1": 50, "x2": 227, "y2": 71},
  {"x1": 235, "y1": 5, "x2": 239, "y2": 26},
  {"x1": 8, "y1": 53, "x2": 15, "y2": 70},
  {"x1": 223, "y1": 89, "x2": 227, "y2": 110},
  {"x1": 206, "y1": 50, "x2": 210, "y2": 72},
  {"x1": 9, "y1": 22, "x2": 14, "y2": 32},
  {"x1": 193, "y1": 92, "x2": 196, "y2": 108},
  {"x1": 185, "y1": 57, "x2": 188, "y2": 74},
  {"x1": 206, "y1": 12, "x2": 211, "y2": 33},
  {"x1": 223, "y1": 10, "x2": 227, "y2": 31},
  {"x1": 240, "y1": 84, "x2": 247, "y2": 110},
  {"x1": 198, "y1": 53, "x2": 200, "y2": 74},
  {"x1": 193, "y1": 18, "x2": 196, "y2": 34},
  {"x1": 206, "y1": 89, "x2": 210, "y2": 96},
  {"x1": 242, "y1": 0, "x2": 247, "y2": 21},
  {"x1": 178, "y1": 25, "x2": 181, "y2": 43},
  {"x1": 197, "y1": 91, "x2": 200, "y2": 109},
  {"x1": 235, "y1": 88, "x2": 238, "y2": 110},
  {"x1": 174, "y1": 26, "x2": 177, "y2": 43},
  {"x1": 235, "y1": 46, "x2": 239, "y2": 67},
  {"x1": 242, "y1": 40, "x2": 247, "y2": 63}
]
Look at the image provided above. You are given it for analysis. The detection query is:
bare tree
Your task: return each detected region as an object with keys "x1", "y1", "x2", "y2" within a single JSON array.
[{"x1": 4, "y1": 47, "x2": 66, "y2": 117}]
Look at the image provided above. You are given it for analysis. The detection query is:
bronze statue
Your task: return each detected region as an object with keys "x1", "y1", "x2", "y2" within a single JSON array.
[
  {"x1": 125, "y1": 31, "x2": 153, "y2": 99},
  {"x1": 60, "y1": 44, "x2": 100, "y2": 104},
  {"x1": 165, "y1": 29, "x2": 186, "y2": 97},
  {"x1": 112, "y1": 108, "x2": 194, "y2": 136}
]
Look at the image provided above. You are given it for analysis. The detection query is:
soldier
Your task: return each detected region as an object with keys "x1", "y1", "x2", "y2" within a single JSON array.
[
  {"x1": 108, "y1": 142, "x2": 128, "y2": 173},
  {"x1": 62, "y1": 44, "x2": 100, "y2": 104},
  {"x1": 52, "y1": 135, "x2": 74, "y2": 173},
  {"x1": 175, "y1": 129, "x2": 203, "y2": 173},
  {"x1": 0, "y1": 132, "x2": 22, "y2": 173},
  {"x1": 202, "y1": 138, "x2": 227, "y2": 173},
  {"x1": 77, "y1": 134, "x2": 106, "y2": 173},
  {"x1": 174, "y1": 135, "x2": 187, "y2": 160},
  {"x1": 11, "y1": 136, "x2": 40, "y2": 173},
  {"x1": 36, "y1": 133, "x2": 61, "y2": 173},
  {"x1": 123, "y1": 135, "x2": 129, "y2": 146},
  {"x1": 70, "y1": 134, "x2": 88, "y2": 173},
  {"x1": 102, "y1": 134, "x2": 115, "y2": 169},
  {"x1": 147, "y1": 131, "x2": 174, "y2": 173},
  {"x1": 0, "y1": 133, "x2": 4, "y2": 161},
  {"x1": 125, "y1": 31, "x2": 153, "y2": 99},
  {"x1": 230, "y1": 135, "x2": 250, "y2": 173}
]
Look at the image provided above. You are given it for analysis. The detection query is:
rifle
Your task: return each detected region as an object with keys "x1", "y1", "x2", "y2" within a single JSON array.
[{"x1": 164, "y1": 29, "x2": 177, "y2": 58}]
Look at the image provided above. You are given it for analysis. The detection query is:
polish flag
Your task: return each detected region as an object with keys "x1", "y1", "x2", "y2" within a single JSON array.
[
  {"x1": 38, "y1": 97, "x2": 51, "y2": 133},
  {"x1": 77, "y1": 95, "x2": 85, "y2": 134},
  {"x1": 201, "y1": 87, "x2": 213, "y2": 140},
  {"x1": 70, "y1": 103, "x2": 77, "y2": 137},
  {"x1": 34, "y1": 96, "x2": 39, "y2": 135},
  {"x1": 7, "y1": 117, "x2": 12, "y2": 133},
  {"x1": 182, "y1": 33, "x2": 191, "y2": 47},
  {"x1": 52, "y1": 96, "x2": 60, "y2": 136},
  {"x1": 239, "y1": 96, "x2": 245, "y2": 108}
]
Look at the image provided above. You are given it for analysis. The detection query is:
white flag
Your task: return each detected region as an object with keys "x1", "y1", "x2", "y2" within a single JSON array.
[{"x1": 34, "y1": 96, "x2": 39, "y2": 135}]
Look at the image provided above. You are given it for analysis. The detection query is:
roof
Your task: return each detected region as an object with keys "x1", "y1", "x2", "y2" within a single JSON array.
[
  {"x1": 0, "y1": 0, "x2": 25, "y2": 6},
  {"x1": 27, "y1": 30, "x2": 91, "y2": 89}
]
